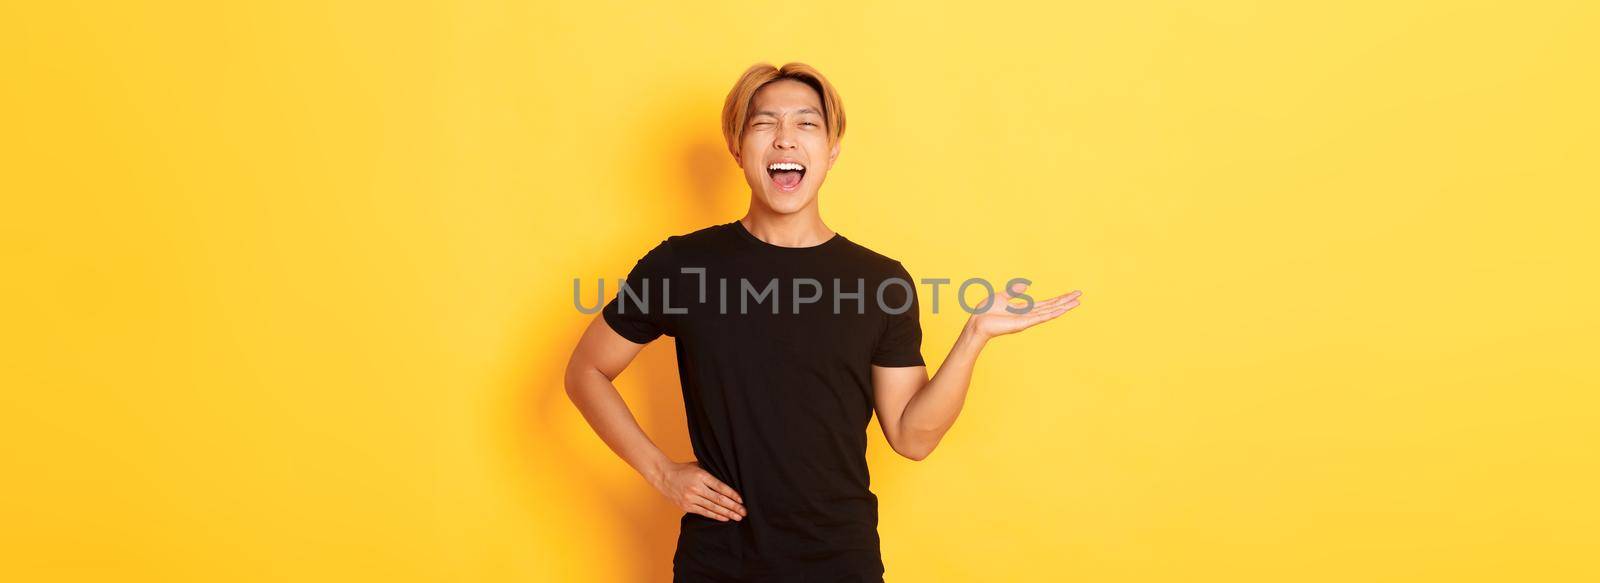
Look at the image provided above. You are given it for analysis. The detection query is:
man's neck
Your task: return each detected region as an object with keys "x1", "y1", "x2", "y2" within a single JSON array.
[{"x1": 739, "y1": 206, "x2": 834, "y2": 248}]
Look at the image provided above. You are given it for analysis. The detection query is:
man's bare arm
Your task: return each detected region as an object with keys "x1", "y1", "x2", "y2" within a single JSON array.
[
  {"x1": 563, "y1": 314, "x2": 747, "y2": 522},
  {"x1": 873, "y1": 284, "x2": 1082, "y2": 460}
]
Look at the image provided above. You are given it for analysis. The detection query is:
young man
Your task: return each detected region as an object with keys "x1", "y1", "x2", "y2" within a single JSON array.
[{"x1": 564, "y1": 62, "x2": 1082, "y2": 582}]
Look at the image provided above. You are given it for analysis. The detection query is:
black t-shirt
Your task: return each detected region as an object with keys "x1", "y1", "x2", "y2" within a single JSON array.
[{"x1": 601, "y1": 220, "x2": 924, "y2": 582}]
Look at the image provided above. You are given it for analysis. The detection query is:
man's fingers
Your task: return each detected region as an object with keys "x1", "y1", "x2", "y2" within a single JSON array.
[
  {"x1": 706, "y1": 478, "x2": 744, "y2": 505},
  {"x1": 705, "y1": 483, "x2": 746, "y2": 515},
  {"x1": 691, "y1": 481, "x2": 744, "y2": 518},
  {"x1": 697, "y1": 487, "x2": 746, "y2": 518},
  {"x1": 1020, "y1": 295, "x2": 1066, "y2": 312},
  {"x1": 1015, "y1": 291, "x2": 1080, "y2": 313},
  {"x1": 694, "y1": 491, "x2": 745, "y2": 520},
  {"x1": 1031, "y1": 302, "x2": 1077, "y2": 323},
  {"x1": 1039, "y1": 290, "x2": 1081, "y2": 306},
  {"x1": 687, "y1": 501, "x2": 732, "y2": 522},
  {"x1": 688, "y1": 498, "x2": 734, "y2": 521}
]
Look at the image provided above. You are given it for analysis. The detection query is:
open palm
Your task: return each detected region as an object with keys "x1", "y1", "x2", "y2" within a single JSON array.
[{"x1": 970, "y1": 282, "x2": 1082, "y2": 339}]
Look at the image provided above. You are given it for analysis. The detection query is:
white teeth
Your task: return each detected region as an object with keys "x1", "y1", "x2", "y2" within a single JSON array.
[{"x1": 766, "y1": 162, "x2": 805, "y2": 172}]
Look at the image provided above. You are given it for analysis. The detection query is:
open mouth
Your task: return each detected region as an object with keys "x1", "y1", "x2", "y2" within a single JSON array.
[{"x1": 766, "y1": 162, "x2": 806, "y2": 192}]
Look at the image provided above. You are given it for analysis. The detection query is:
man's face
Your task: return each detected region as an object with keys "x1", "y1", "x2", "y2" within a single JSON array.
[{"x1": 736, "y1": 79, "x2": 840, "y2": 215}]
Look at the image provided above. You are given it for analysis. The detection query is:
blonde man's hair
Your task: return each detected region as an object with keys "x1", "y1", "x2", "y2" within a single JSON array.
[{"x1": 721, "y1": 62, "x2": 846, "y2": 161}]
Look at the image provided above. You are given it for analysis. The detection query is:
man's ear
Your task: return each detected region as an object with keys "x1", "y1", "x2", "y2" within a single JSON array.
[{"x1": 827, "y1": 140, "x2": 841, "y2": 170}]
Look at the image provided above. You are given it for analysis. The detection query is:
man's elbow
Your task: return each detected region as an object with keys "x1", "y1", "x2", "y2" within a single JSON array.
[
  {"x1": 893, "y1": 436, "x2": 934, "y2": 461},
  {"x1": 563, "y1": 357, "x2": 591, "y2": 400}
]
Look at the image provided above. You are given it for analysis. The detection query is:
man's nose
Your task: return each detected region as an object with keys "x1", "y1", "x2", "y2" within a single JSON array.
[{"x1": 773, "y1": 123, "x2": 797, "y2": 149}]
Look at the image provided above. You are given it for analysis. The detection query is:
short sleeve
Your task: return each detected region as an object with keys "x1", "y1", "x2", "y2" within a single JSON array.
[
  {"x1": 871, "y1": 262, "x2": 925, "y2": 367},
  {"x1": 601, "y1": 239, "x2": 676, "y2": 344}
]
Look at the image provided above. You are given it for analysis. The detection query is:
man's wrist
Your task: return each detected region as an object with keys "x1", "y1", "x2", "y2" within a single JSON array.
[
  {"x1": 962, "y1": 316, "x2": 991, "y2": 345},
  {"x1": 636, "y1": 453, "x2": 672, "y2": 487}
]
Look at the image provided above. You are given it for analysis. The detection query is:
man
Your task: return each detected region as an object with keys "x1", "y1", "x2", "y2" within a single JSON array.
[{"x1": 564, "y1": 62, "x2": 1082, "y2": 582}]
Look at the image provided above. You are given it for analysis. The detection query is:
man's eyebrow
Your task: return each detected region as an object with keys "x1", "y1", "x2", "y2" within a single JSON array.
[{"x1": 751, "y1": 107, "x2": 823, "y2": 117}]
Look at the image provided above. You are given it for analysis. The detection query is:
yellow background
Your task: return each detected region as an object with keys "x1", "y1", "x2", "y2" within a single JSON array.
[{"x1": 3, "y1": 1, "x2": 1597, "y2": 581}]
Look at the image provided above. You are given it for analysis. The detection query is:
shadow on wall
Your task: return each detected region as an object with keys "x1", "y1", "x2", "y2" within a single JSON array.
[{"x1": 510, "y1": 94, "x2": 743, "y2": 582}]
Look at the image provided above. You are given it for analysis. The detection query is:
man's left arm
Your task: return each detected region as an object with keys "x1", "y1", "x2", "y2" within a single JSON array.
[{"x1": 874, "y1": 283, "x2": 1082, "y2": 461}]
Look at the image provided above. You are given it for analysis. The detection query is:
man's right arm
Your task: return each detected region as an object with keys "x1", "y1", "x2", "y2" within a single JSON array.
[
  {"x1": 563, "y1": 313, "x2": 673, "y2": 481},
  {"x1": 562, "y1": 314, "x2": 747, "y2": 522}
]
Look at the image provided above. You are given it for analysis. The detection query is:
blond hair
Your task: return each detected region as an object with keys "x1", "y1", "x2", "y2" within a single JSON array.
[{"x1": 721, "y1": 62, "x2": 846, "y2": 160}]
